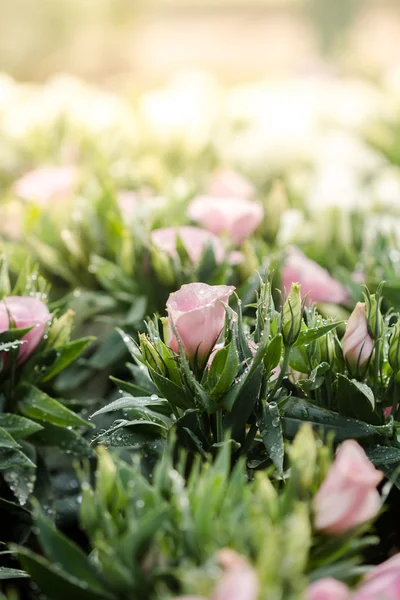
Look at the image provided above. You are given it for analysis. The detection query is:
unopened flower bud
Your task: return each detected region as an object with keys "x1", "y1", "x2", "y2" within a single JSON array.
[
  {"x1": 365, "y1": 293, "x2": 384, "y2": 339},
  {"x1": 389, "y1": 322, "x2": 400, "y2": 373},
  {"x1": 139, "y1": 333, "x2": 166, "y2": 375},
  {"x1": 342, "y1": 302, "x2": 374, "y2": 379},
  {"x1": 290, "y1": 424, "x2": 317, "y2": 490},
  {"x1": 96, "y1": 446, "x2": 117, "y2": 507},
  {"x1": 281, "y1": 283, "x2": 302, "y2": 346},
  {"x1": 318, "y1": 331, "x2": 336, "y2": 366}
]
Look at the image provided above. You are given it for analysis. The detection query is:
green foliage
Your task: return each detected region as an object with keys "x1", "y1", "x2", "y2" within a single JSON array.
[{"x1": 14, "y1": 429, "x2": 378, "y2": 599}]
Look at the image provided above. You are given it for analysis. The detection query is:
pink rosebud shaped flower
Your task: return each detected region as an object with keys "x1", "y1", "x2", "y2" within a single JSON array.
[
  {"x1": 151, "y1": 226, "x2": 225, "y2": 265},
  {"x1": 211, "y1": 549, "x2": 259, "y2": 600},
  {"x1": 166, "y1": 283, "x2": 235, "y2": 366},
  {"x1": 313, "y1": 440, "x2": 382, "y2": 535},
  {"x1": 13, "y1": 165, "x2": 78, "y2": 205},
  {"x1": 364, "y1": 553, "x2": 400, "y2": 584},
  {"x1": 207, "y1": 167, "x2": 255, "y2": 200},
  {"x1": 307, "y1": 578, "x2": 351, "y2": 600},
  {"x1": 188, "y1": 196, "x2": 264, "y2": 246},
  {"x1": 282, "y1": 248, "x2": 348, "y2": 305},
  {"x1": 0, "y1": 296, "x2": 50, "y2": 365},
  {"x1": 174, "y1": 550, "x2": 258, "y2": 600},
  {"x1": 342, "y1": 302, "x2": 374, "y2": 378},
  {"x1": 353, "y1": 558, "x2": 400, "y2": 600}
]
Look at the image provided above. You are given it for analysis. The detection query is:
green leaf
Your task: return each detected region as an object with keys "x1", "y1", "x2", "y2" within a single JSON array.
[
  {"x1": 0, "y1": 414, "x2": 43, "y2": 439},
  {"x1": 0, "y1": 448, "x2": 36, "y2": 470},
  {"x1": 264, "y1": 334, "x2": 282, "y2": 374},
  {"x1": 258, "y1": 400, "x2": 284, "y2": 474},
  {"x1": 294, "y1": 322, "x2": 343, "y2": 346},
  {"x1": 366, "y1": 445, "x2": 400, "y2": 466},
  {"x1": 18, "y1": 385, "x2": 92, "y2": 428},
  {"x1": 0, "y1": 426, "x2": 21, "y2": 449},
  {"x1": 0, "y1": 327, "x2": 33, "y2": 344},
  {"x1": 15, "y1": 546, "x2": 113, "y2": 600},
  {"x1": 282, "y1": 398, "x2": 379, "y2": 442},
  {"x1": 31, "y1": 424, "x2": 94, "y2": 457},
  {"x1": 109, "y1": 376, "x2": 157, "y2": 398},
  {"x1": 336, "y1": 375, "x2": 379, "y2": 425},
  {"x1": 297, "y1": 363, "x2": 330, "y2": 395},
  {"x1": 0, "y1": 566, "x2": 29, "y2": 580},
  {"x1": 90, "y1": 254, "x2": 134, "y2": 295},
  {"x1": 222, "y1": 320, "x2": 269, "y2": 412},
  {"x1": 90, "y1": 396, "x2": 170, "y2": 419},
  {"x1": 92, "y1": 419, "x2": 168, "y2": 447},
  {"x1": 33, "y1": 502, "x2": 111, "y2": 597},
  {"x1": 289, "y1": 345, "x2": 310, "y2": 373},
  {"x1": 149, "y1": 368, "x2": 192, "y2": 410},
  {"x1": 208, "y1": 343, "x2": 239, "y2": 400},
  {"x1": 39, "y1": 337, "x2": 95, "y2": 382}
]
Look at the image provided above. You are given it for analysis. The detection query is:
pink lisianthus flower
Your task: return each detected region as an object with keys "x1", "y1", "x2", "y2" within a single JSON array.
[
  {"x1": 151, "y1": 226, "x2": 225, "y2": 264},
  {"x1": 313, "y1": 440, "x2": 382, "y2": 535},
  {"x1": 166, "y1": 283, "x2": 235, "y2": 366},
  {"x1": 342, "y1": 303, "x2": 374, "y2": 378},
  {"x1": 207, "y1": 167, "x2": 255, "y2": 200},
  {"x1": 0, "y1": 296, "x2": 50, "y2": 365},
  {"x1": 307, "y1": 578, "x2": 350, "y2": 600},
  {"x1": 13, "y1": 165, "x2": 78, "y2": 205},
  {"x1": 281, "y1": 248, "x2": 348, "y2": 305},
  {"x1": 188, "y1": 195, "x2": 264, "y2": 246}
]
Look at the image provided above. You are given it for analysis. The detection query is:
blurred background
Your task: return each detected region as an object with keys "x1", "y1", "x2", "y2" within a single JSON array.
[{"x1": 1, "y1": 0, "x2": 400, "y2": 86}]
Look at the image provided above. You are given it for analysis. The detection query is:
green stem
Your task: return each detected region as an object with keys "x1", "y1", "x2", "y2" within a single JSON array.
[
  {"x1": 216, "y1": 409, "x2": 223, "y2": 443},
  {"x1": 271, "y1": 344, "x2": 291, "y2": 398},
  {"x1": 240, "y1": 423, "x2": 258, "y2": 457},
  {"x1": 373, "y1": 337, "x2": 381, "y2": 403}
]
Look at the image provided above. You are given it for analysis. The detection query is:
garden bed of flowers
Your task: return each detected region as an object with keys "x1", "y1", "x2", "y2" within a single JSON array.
[{"x1": 2, "y1": 71, "x2": 400, "y2": 599}]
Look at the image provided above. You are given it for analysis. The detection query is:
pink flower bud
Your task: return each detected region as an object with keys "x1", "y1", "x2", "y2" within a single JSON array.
[
  {"x1": 117, "y1": 191, "x2": 138, "y2": 217},
  {"x1": 342, "y1": 302, "x2": 374, "y2": 378},
  {"x1": 282, "y1": 248, "x2": 347, "y2": 305},
  {"x1": 207, "y1": 168, "x2": 255, "y2": 200},
  {"x1": 363, "y1": 553, "x2": 400, "y2": 584},
  {"x1": 151, "y1": 226, "x2": 225, "y2": 264},
  {"x1": 13, "y1": 165, "x2": 77, "y2": 205},
  {"x1": 187, "y1": 196, "x2": 264, "y2": 246},
  {"x1": 0, "y1": 296, "x2": 50, "y2": 365},
  {"x1": 385, "y1": 405, "x2": 399, "y2": 418},
  {"x1": 212, "y1": 549, "x2": 259, "y2": 600},
  {"x1": 313, "y1": 440, "x2": 382, "y2": 535},
  {"x1": 307, "y1": 578, "x2": 350, "y2": 600},
  {"x1": 166, "y1": 283, "x2": 235, "y2": 366},
  {"x1": 354, "y1": 560, "x2": 400, "y2": 600}
]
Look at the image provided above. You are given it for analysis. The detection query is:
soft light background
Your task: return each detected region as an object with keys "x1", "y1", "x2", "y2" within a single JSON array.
[{"x1": 0, "y1": 0, "x2": 399, "y2": 85}]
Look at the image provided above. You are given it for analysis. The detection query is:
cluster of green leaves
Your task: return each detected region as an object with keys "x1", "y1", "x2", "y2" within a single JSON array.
[
  {"x1": 91, "y1": 278, "x2": 342, "y2": 476},
  {"x1": 14, "y1": 426, "x2": 378, "y2": 600},
  {"x1": 90, "y1": 276, "x2": 400, "y2": 487},
  {"x1": 3, "y1": 187, "x2": 245, "y2": 399},
  {"x1": 0, "y1": 261, "x2": 95, "y2": 582}
]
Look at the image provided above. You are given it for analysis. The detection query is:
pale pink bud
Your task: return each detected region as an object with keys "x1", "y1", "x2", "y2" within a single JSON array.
[
  {"x1": 151, "y1": 226, "x2": 225, "y2": 264},
  {"x1": 207, "y1": 167, "x2": 255, "y2": 200},
  {"x1": 282, "y1": 248, "x2": 347, "y2": 305},
  {"x1": 353, "y1": 570, "x2": 400, "y2": 599},
  {"x1": 342, "y1": 302, "x2": 374, "y2": 378},
  {"x1": 363, "y1": 553, "x2": 400, "y2": 584},
  {"x1": 13, "y1": 165, "x2": 77, "y2": 205},
  {"x1": 0, "y1": 296, "x2": 50, "y2": 365},
  {"x1": 385, "y1": 405, "x2": 399, "y2": 418},
  {"x1": 117, "y1": 191, "x2": 137, "y2": 216},
  {"x1": 212, "y1": 549, "x2": 259, "y2": 600},
  {"x1": 166, "y1": 283, "x2": 234, "y2": 365},
  {"x1": 188, "y1": 196, "x2": 264, "y2": 246},
  {"x1": 313, "y1": 440, "x2": 382, "y2": 535},
  {"x1": 307, "y1": 578, "x2": 350, "y2": 600}
]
